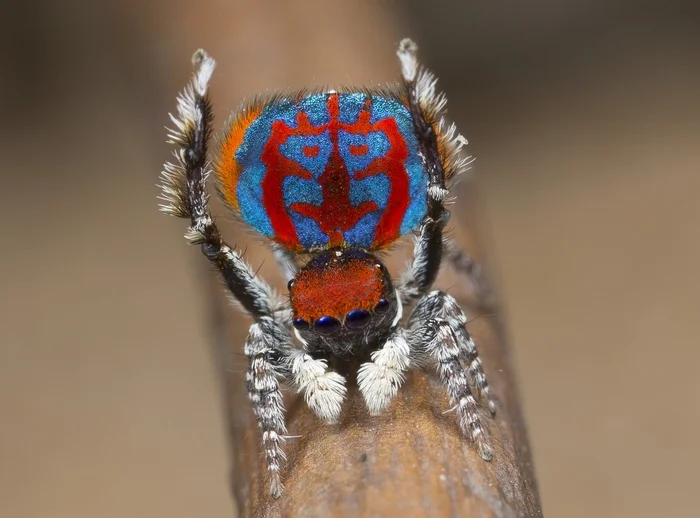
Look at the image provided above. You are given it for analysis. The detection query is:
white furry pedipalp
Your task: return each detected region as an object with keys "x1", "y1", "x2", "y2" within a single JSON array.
[
  {"x1": 357, "y1": 331, "x2": 410, "y2": 415},
  {"x1": 288, "y1": 349, "x2": 347, "y2": 423}
]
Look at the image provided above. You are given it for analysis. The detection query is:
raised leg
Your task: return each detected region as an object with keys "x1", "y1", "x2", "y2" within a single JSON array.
[
  {"x1": 160, "y1": 50, "x2": 313, "y2": 498},
  {"x1": 397, "y1": 39, "x2": 492, "y2": 310},
  {"x1": 408, "y1": 291, "x2": 494, "y2": 460},
  {"x1": 396, "y1": 39, "x2": 450, "y2": 305},
  {"x1": 159, "y1": 49, "x2": 284, "y2": 321}
]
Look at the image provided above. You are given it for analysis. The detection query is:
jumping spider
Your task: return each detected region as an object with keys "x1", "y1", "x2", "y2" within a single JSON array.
[{"x1": 159, "y1": 38, "x2": 496, "y2": 497}]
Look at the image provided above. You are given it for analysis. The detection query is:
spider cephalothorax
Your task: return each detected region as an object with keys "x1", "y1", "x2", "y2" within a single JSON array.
[
  {"x1": 289, "y1": 249, "x2": 399, "y2": 356},
  {"x1": 160, "y1": 39, "x2": 495, "y2": 498}
]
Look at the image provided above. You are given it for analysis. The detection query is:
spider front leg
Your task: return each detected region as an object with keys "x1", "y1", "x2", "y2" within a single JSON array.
[
  {"x1": 244, "y1": 317, "x2": 348, "y2": 497},
  {"x1": 408, "y1": 290, "x2": 495, "y2": 460},
  {"x1": 159, "y1": 49, "x2": 284, "y2": 322},
  {"x1": 396, "y1": 39, "x2": 451, "y2": 305}
]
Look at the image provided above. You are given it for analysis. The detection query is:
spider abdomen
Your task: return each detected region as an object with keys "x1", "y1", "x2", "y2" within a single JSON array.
[{"x1": 215, "y1": 91, "x2": 429, "y2": 252}]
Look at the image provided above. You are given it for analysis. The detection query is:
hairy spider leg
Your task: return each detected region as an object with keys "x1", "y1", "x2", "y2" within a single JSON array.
[
  {"x1": 407, "y1": 291, "x2": 494, "y2": 460},
  {"x1": 160, "y1": 51, "x2": 350, "y2": 496},
  {"x1": 395, "y1": 39, "x2": 452, "y2": 305}
]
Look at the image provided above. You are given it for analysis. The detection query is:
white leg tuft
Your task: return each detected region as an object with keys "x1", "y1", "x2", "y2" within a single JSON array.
[
  {"x1": 358, "y1": 332, "x2": 410, "y2": 415},
  {"x1": 289, "y1": 350, "x2": 346, "y2": 423}
]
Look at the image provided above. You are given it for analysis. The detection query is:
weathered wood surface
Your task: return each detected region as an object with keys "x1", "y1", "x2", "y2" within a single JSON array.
[{"x1": 209, "y1": 206, "x2": 542, "y2": 518}]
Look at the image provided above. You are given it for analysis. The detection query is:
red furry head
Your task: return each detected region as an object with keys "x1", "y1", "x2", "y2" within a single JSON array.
[{"x1": 288, "y1": 249, "x2": 396, "y2": 337}]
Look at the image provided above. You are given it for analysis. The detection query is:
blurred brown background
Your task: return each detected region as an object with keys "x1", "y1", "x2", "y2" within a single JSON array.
[{"x1": 1, "y1": 0, "x2": 699, "y2": 516}]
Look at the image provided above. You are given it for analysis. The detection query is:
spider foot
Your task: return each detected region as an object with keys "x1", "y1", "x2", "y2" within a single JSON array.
[{"x1": 456, "y1": 394, "x2": 493, "y2": 461}]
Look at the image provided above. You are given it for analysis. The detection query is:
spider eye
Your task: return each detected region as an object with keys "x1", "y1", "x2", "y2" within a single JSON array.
[
  {"x1": 292, "y1": 318, "x2": 309, "y2": 331},
  {"x1": 374, "y1": 298, "x2": 390, "y2": 313},
  {"x1": 314, "y1": 316, "x2": 341, "y2": 335},
  {"x1": 287, "y1": 279, "x2": 295, "y2": 291},
  {"x1": 345, "y1": 309, "x2": 371, "y2": 330}
]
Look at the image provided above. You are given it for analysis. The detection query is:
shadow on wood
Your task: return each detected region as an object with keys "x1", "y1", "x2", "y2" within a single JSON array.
[{"x1": 211, "y1": 267, "x2": 542, "y2": 517}]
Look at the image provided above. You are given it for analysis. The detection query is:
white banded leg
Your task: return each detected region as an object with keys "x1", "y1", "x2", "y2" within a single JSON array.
[
  {"x1": 244, "y1": 317, "x2": 292, "y2": 498},
  {"x1": 410, "y1": 290, "x2": 495, "y2": 414},
  {"x1": 416, "y1": 318, "x2": 493, "y2": 460},
  {"x1": 440, "y1": 293, "x2": 496, "y2": 415}
]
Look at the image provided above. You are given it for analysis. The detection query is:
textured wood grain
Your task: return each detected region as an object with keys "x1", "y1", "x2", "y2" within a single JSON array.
[{"x1": 209, "y1": 218, "x2": 542, "y2": 517}]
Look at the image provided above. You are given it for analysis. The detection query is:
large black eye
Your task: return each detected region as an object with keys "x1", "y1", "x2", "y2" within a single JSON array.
[
  {"x1": 314, "y1": 316, "x2": 341, "y2": 335},
  {"x1": 287, "y1": 279, "x2": 295, "y2": 291},
  {"x1": 345, "y1": 309, "x2": 371, "y2": 330},
  {"x1": 292, "y1": 318, "x2": 309, "y2": 331},
  {"x1": 374, "y1": 298, "x2": 390, "y2": 314}
]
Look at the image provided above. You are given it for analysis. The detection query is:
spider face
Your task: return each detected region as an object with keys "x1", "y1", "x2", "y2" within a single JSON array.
[{"x1": 288, "y1": 249, "x2": 398, "y2": 352}]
